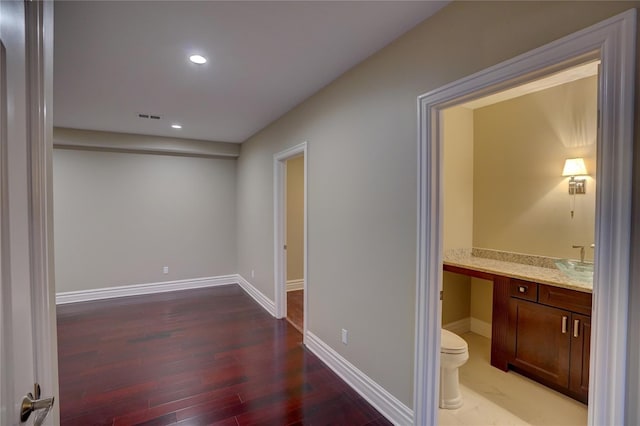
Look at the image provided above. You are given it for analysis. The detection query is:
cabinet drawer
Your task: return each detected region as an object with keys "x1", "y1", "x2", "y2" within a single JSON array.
[
  {"x1": 510, "y1": 279, "x2": 538, "y2": 301},
  {"x1": 538, "y1": 284, "x2": 592, "y2": 316}
]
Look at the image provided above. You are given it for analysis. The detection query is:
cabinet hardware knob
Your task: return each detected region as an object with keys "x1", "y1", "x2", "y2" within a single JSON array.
[
  {"x1": 562, "y1": 316, "x2": 568, "y2": 333},
  {"x1": 518, "y1": 286, "x2": 527, "y2": 293},
  {"x1": 573, "y1": 319, "x2": 580, "y2": 338}
]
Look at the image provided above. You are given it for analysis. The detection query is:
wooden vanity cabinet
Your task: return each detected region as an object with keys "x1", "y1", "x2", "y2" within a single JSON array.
[
  {"x1": 507, "y1": 281, "x2": 591, "y2": 403},
  {"x1": 509, "y1": 298, "x2": 571, "y2": 387},
  {"x1": 443, "y1": 263, "x2": 592, "y2": 403},
  {"x1": 569, "y1": 313, "x2": 591, "y2": 396}
]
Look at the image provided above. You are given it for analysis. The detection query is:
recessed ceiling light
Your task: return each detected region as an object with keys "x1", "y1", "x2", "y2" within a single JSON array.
[
  {"x1": 171, "y1": 124, "x2": 182, "y2": 129},
  {"x1": 189, "y1": 54, "x2": 207, "y2": 65}
]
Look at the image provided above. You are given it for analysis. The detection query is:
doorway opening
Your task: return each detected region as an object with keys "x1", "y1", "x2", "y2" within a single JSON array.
[
  {"x1": 274, "y1": 142, "x2": 308, "y2": 342},
  {"x1": 439, "y1": 62, "x2": 598, "y2": 424},
  {"x1": 285, "y1": 155, "x2": 305, "y2": 333},
  {"x1": 414, "y1": 10, "x2": 635, "y2": 426}
]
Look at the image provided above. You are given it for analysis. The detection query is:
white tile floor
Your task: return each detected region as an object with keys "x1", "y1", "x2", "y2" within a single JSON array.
[{"x1": 438, "y1": 332, "x2": 588, "y2": 426}]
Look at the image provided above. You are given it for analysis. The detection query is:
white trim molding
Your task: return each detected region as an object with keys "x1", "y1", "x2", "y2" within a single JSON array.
[
  {"x1": 273, "y1": 142, "x2": 308, "y2": 342},
  {"x1": 415, "y1": 10, "x2": 636, "y2": 426},
  {"x1": 56, "y1": 273, "x2": 279, "y2": 320},
  {"x1": 25, "y1": 2, "x2": 58, "y2": 424},
  {"x1": 305, "y1": 332, "x2": 413, "y2": 425},
  {"x1": 56, "y1": 275, "x2": 238, "y2": 304},
  {"x1": 236, "y1": 274, "x2": 276, "y2": 317},
  {"x1": 286, "y1": 279, "x2": 304, "y2": 292},
  {"x1": 442, "y1": 318, "x2": 470, "y2": 336},
  {"x1": 470, "y1": 318, "x2": 492, "y2": 339},
  {"x1": 442, "y1": 317, "x2": 491, "y2": 338}
]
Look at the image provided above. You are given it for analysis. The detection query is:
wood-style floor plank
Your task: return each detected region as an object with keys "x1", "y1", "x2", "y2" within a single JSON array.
[
  {"x1": 57, "y1": 285, "x2": 390, "y2": 425},
  {"x1": 286, "y1": 290, "x2": 303, "y2": 333}
]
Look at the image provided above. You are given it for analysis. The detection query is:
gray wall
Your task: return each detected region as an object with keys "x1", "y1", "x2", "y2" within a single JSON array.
[
  {"x1": 235, "y1": 1, "x2": 640, "y2": 408},
  {"x1": 54, "y1": 145, "x2": 237, "y2": 292}
]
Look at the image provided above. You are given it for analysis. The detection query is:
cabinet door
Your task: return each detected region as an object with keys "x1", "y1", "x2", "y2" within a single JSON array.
[
  {"x1": 569, "y1": 313, "x2": 591, "y2": 400},
  {"x1": 509, "y1": 299, "x2": 571, "y2": 387}
]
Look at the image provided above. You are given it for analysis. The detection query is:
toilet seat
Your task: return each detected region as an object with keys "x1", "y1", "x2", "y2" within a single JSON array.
[{"x1": 441, "y1": 329, "x2": 468, "y2": 354}]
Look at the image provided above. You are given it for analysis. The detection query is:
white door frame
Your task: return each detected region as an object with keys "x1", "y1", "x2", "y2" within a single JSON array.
[
  {"x1": 274, "y1": 142, "x2": 308, "y2": 341},
  {"x1": 26, "y1": 3, "x2": 59, "y2": 424},
  {"x1": 1, "y1": 1, "x2": 57, "y2": 425},
  {"x1": 414, "y1": 10, "x2": 636, "y2": 426},
  {"x1": 0, "y1": 18, "x2": 8, "y2": 420}
]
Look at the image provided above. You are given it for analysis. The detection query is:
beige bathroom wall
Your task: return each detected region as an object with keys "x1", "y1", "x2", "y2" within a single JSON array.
[
  {"x1": 286, "y1": 156, "x2": 304, "y2": 282},
  {"x1": 236, "y1": 1, "x2": 639, "y2": 408},
  {"x1": 442, "y1": 273, "x2": 471, "y2": 325},
  {"x1": 470, "y1": 278, "x2": 493, "y2": 325},
  {"x1": 473, "y1": 76, "x2": 597, "y2": 261},
  {"x1": 468, "y1": 76, "x2": 598, "y2": 328},
  {"x1": 54, "y1": 133, "x2": 237, "y2": 292},
  {"x1": 442, "y1": 106, "x2": 474, "y2": 324},
  {"x1": 443, "y1": 107, "x2": 474, "y2": 252}
]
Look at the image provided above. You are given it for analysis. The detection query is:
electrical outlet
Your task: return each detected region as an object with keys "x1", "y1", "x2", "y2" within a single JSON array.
[
  {"x1": 251, "y1": 269, "x2": 255, "y2": 278},
  {"x1": 163, "y1": 266, "x2": 169, "y2": 274},
  {"x1": 341, "y1": 328, "x2": 348, "y2": 345}
]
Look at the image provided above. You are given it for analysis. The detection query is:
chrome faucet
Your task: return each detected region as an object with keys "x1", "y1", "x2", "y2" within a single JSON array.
[{"x1": 572, "y1": 245, "x2": 585, "y2": 263}]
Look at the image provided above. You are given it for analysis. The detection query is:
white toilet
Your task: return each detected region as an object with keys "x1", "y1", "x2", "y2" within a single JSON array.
[{"x1": 440, "y1": 329, "x2": 469, "y2": 409}]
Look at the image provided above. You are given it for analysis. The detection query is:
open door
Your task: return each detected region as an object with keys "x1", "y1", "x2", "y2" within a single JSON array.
[{"x1": 0, "y1": 2, "x2": 58, "y2": 425}]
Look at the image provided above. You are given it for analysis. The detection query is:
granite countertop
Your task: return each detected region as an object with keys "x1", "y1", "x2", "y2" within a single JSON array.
[{"x1": 443, "y1": 248, "x2": 593, "y2": 293}]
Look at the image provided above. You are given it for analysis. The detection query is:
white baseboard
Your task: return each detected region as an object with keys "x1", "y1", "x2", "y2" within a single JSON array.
[
  {"x1": 56, "y1": 275, "x2": 237, "y2": 305},
  {"x1": 442, "y1": 317, "x2": 491, "y2": 339},
  {"x1": 443, "y1": 317, "x2": 471, "y2": 335},
  {"x1": 236, "y1": 274, "x2": 276, "y2": 317},
  {"x1": 305, "y1": 331, "x2": 413, "y2": 425},
  {"x1": 470, "y1": 318, "x2": 492, "y2": 339},
  {"x1": 56, "y1": 273, "x2": 278, "y2": 320},
  {"x1": 286, "y1": 279, "x2": 304, "y2": 292}
]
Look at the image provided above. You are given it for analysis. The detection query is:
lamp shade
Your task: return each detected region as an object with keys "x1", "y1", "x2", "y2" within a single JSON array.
[{"x1": 562, "y1": 158, "x2": 587, "y2": 176}]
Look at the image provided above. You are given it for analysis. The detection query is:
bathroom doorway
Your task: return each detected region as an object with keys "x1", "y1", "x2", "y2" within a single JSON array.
[
  {"x1": 274, "y1": 142, "x2": 308, "y2": 341},
  {"x1": 439, "y1": 63, "x2": 597, "y2": 424},
  {"x1": 414, "y1": 11, "x2": 635, "y2": 426}
]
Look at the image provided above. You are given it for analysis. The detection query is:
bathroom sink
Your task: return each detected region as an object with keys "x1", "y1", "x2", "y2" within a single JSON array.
[{"x1": 554, "y1": 259, "x2": 594, "y2": 284}]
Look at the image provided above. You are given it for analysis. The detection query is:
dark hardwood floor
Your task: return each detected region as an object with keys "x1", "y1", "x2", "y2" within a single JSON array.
[
  {"x1": 286, "y1": 290, "x2": 304, "y2": 333},
  {"x1": 57, "y1": 285, "x2": 390, "y2": 426}
]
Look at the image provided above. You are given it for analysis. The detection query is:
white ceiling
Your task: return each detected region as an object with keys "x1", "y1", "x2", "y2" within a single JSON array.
[{"x1": 54, "y1": 1, "x2": 449, "y2": 143}]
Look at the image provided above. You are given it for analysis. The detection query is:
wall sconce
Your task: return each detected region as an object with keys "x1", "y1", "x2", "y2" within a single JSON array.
[
  {"x1": 562, "y1": 157, "x2": 588, "y2": 219},
  {"x1": 562, "y1": 158, "x2": 587, "y2": 195}
]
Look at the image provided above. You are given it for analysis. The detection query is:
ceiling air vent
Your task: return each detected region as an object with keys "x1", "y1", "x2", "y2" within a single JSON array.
[{"x1": 137, "y1": 113, "x2": 162, "y2": 120}]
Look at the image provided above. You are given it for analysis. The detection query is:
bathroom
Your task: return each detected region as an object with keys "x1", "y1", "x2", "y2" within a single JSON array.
[{"x1": 439, "y1": 63, "x2": 597, "y2": 425}]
